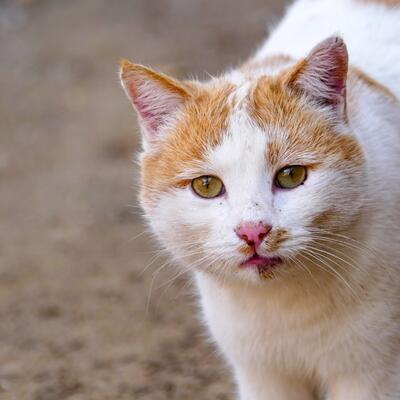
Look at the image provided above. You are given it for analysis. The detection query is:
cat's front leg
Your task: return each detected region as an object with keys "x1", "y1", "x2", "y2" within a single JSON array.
[{"x1": 235, "y1": 367, "x2": 314, "y2": 400}]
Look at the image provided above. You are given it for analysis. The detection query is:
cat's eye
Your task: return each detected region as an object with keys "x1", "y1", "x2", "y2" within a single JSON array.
[
  {"x1": 191, "y1": 175, "x2": 225, "y2": 199},
  {"x1": 275, "y1": 165, "x2": 307, "y2": 189}
]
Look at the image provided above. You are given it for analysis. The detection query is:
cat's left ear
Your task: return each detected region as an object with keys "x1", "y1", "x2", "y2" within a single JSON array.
[
  {"x1": 120, "y1": 60, "x2": 190, "y2": 145},
  {"x1": 286, "y1": 36, "x2": 348, "y2": 119}
]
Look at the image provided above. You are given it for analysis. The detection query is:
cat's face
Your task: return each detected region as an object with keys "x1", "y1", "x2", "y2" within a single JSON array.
[{"x1": 121, "y1": 37, "x2": 365, "y2": 283}]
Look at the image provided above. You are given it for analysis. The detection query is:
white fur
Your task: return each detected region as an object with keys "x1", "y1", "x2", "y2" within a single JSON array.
[{"x1": 138, "y1": 1, "x2": 400, "y2": 399}]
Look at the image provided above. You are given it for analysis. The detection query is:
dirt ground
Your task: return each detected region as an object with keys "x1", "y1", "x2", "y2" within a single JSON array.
[{"x1": 0, "y1": 1, "x2": 285, "y2": 399}]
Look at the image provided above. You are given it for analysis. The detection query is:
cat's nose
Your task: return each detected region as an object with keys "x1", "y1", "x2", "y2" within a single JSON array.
[{"x1": 235, "y1": 222, "x2": 272, "y2": 250}]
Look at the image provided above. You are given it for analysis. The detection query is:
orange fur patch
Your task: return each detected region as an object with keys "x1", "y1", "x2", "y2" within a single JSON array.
[
  {"x1": 120, "y1": 60, "x2": 190, "y2": 102},
  {"x1": 238, "y1": 244, "x2": 256, "y2": 257},
  {"x1": 259, "y1": 269, "x2": 275, "y2": 280},
  {"x1": 266, "y1": 228, "x2": 289, "y2": 253},
  {"x1": 249, "y1": 75, "x2": 364, "y2": 170},
  {"x1": 141, "y1": 82, "x2": 235, "y2": 204},
  {"x1": 312, "y1": 210, "x2": 337, "y2": 229}
]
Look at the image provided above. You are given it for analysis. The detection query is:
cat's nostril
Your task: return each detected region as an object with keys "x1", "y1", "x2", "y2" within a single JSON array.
[
  {"x1": 236, "y1": 222, "x2": 272, "y2": 250},
  {"x1": 258, "y1": 231, "x2": 268, "y2": 241}
]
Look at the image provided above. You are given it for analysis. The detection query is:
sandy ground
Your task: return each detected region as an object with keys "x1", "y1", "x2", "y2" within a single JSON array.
[{"x1": 0, "y1": 1, "x2": 285, "y2": 399}]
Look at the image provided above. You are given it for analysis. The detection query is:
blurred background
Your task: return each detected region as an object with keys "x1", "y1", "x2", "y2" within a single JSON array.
[{"x1": 0, "y1": 0, "x2": 285, "y2": 399}]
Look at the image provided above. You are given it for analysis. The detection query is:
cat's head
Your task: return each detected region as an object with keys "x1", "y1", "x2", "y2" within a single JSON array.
[{"x1": 120, "y1": 36, "x2": 366, "y2": 284}]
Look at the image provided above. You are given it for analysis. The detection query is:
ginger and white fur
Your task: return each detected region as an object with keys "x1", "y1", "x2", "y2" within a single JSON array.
[{"x1": 120, "y1": 0, "x2": 400, "y2": 399}]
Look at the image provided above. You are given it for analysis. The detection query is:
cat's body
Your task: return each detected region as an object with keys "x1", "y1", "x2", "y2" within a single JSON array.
[{"x1": 120, "y1": 1, "x2": 400, "y2": 399}]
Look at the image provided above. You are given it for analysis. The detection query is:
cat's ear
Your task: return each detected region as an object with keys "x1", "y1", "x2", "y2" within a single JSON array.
[
  {"x1": 120, "y1": 60, "x2": 190, "y2": 143},
  {"x1": 286, "y1": 36, "x2": 348, "y2": 118}
]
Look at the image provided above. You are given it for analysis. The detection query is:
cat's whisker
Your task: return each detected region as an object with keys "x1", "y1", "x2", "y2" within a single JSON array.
[
  {"x1": 305, "y1": 244, "x2": 364, "y2": 274},
  {"x1": 301, "y1": 249, "x2": 360, "y2": 301},
  {"x1": 307, "y1": 227, "x2": 379, "y2": 257},
  {"x1": 145, "y1": 246, "x2": 204, "y2": 309},
  {"x1": 157, "y1": 251, "x2": 225, "y2": 291},
  {"x1": 153, "y1": 254, "x2": 224, "y2": 305},
  {"x1": 286, "y1": 253, "x2": 321, "y2": 289},
  {"x1": 139, "y1": 251, "x2": 168, "y2": 277},
  {"x1": 141, "y1": 239, "x2": 215, "y2": 284},
  {"x1": 157, "y1": 257, "x2": 218, "y2": 299},
  {"x1": 145, "y1": 257, "x2": 177, "y2": 314},
  {"x1": 306, "y1": 233, "x2": 372, "y2": 255},
  {"x1": 318, "y1": 243, "x2": 370, "y2": 268},
  {"x1": 304, "y1": 230, "x2": 387, "y2": 276},
  {"x1": 126, "y1": 229, "x2": 149, "y2": 244}
]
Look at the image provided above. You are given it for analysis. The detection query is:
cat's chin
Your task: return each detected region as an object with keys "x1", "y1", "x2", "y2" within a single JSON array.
[{"x1": 240, "y1": 254, "x2": 284, "y2": 281}]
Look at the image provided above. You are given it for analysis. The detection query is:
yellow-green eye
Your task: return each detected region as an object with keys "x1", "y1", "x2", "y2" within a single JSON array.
[
  {"x1": 191, "y1": 175, "x2": 225, "y2": 199},
  {"x1": 275, "y1": 165, "x2": 307, "y2": 189}
]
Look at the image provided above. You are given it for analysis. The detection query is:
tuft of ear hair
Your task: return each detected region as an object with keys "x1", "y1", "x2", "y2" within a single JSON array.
[
  {"x1": 119, "y1": 60, "x2": 190, "y2": 142},
  {"x1": 286, "y1": 36, "x2": 348, "y2": 118}
]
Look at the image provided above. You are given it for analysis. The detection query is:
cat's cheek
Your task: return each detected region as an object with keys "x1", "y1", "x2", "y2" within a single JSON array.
[
  {"x1": 141, "y1": 189, "x2": 222, "y2": 264},
  {"x1": 271, "y1": 167, "x2": 360, "y2": 242}
]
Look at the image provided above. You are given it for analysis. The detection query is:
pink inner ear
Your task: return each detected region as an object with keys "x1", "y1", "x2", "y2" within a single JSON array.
[
  {"x1": 121, "y1": 65, "x2": 188, "y2": 140},
  {"x1": 134, "y1": 94, "x2": 175, "y2": 133},
  {"x1": 294, "y1": 36, "x2": 348, "y2": 106}
]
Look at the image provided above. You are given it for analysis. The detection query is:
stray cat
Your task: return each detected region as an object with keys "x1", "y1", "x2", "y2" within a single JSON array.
[{"x1": 120, "y1": 0, "x2": 400, "y2": 398}]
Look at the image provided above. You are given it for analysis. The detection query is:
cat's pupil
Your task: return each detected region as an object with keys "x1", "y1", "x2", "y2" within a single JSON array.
[{"x1": 203, "y1": 177, "x2": 211, "y2": 188}]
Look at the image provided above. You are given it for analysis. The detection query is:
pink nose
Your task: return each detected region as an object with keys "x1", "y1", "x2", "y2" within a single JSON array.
[{"x1": 236, "y1": 222, "x2": 272, "y2": 250}]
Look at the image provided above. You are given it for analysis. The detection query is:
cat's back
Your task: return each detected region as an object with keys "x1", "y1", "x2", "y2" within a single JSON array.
[{"x1": 257, "y1": 0, "x2": 400, "y2": 97}]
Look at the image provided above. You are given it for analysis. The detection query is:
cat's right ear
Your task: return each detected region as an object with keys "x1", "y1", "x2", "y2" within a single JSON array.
[
  {"x1": 285, "y1": 36, "x2": 348, "y2": 120},
  {"x1": 120, "y1": 60, "x2": 190, "y2": 145}
]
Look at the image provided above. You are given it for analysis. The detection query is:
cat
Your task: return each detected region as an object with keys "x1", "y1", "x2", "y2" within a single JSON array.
[{"x1": 119, "y1": 0, "x2": 400, "y2": 398}]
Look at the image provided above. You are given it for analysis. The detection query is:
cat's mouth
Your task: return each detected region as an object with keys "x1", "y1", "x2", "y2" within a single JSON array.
[{"x1": 240, "y1": 254, "x2": 283, "y2": 277}]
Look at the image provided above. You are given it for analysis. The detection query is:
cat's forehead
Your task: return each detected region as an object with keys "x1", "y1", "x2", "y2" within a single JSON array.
[
  {"x1": 210, "y1": 108, "x2": 268, "y2": 175},
  {"x1": 208, "y1": 79, "x2": 322, "y2": 174},
  {"x1": 199, "y1": 76, "x2": 358, "y2": 168}
]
